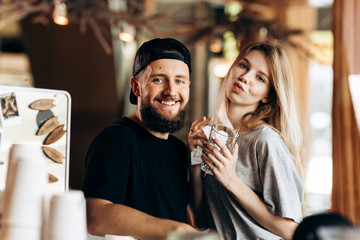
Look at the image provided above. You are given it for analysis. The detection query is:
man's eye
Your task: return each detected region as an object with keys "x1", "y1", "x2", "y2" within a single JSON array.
[{"x1": 176, "y1": 79, "x2": 185, "y2": 84}]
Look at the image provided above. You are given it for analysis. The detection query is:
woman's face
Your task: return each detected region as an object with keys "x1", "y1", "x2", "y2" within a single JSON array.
[{"x1": 225, "y1": 49, "x2": 271, "y2": 111}]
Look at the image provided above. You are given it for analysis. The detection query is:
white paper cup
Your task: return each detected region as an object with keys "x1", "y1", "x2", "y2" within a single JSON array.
[
  {"x1": 3, "y1": 158, "x2": 46, "y2": 226},
  {"x1": 2, "y1": 144, "x2": 46, "y2": 227},
  {"x1": 44, "y1": 190, "x2": 87, "y2": 240},
  {"x1": 1, "y1": 144, "x2": 47, "y2": 240},
  {"x1": 0, "y1": 225, "x2": 42, "y2": 240},
  {"x1": 4, "y1": 144, "x2": 41, "y2": 195}
]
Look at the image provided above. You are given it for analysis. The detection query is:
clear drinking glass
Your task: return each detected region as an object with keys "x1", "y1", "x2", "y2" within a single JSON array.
[{"x1": 201, "y1": 124, "x2": 239, "y2": 175}]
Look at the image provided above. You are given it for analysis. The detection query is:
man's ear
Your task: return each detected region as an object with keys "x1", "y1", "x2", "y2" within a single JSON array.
[{"x1": 130, "y1": 77, "x2": 140, "y2": 97}]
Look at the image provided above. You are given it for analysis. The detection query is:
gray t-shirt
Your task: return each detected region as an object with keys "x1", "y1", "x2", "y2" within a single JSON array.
[{"x1": 204, "y1": 125, "x2": 303, "y2": 240}]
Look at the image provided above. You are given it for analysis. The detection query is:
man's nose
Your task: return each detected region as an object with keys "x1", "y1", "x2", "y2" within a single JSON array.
[{"x1": 163, "y1": 81, "x2": 177, "y2": 95}]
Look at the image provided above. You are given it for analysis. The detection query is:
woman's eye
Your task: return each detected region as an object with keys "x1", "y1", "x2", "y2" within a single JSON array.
[
  {"x1": 153, "y1": 78, "x2": 163, "y2": 83},
  {"x1": 258, "y1": 76, "x2": 265, "y2": 82},
  {"x1": 240, "y1": 63, "x2": 248, "y2": 69}
]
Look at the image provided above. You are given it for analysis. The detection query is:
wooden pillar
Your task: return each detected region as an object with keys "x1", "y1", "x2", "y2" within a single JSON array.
[{"x1": 331, "y1": 0, "x2": 360, "y2": 224}]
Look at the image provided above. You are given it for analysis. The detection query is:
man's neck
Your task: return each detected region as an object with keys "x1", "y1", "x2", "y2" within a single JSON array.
[{"x1": 128, "y1": 113, "x2": 169, "y2": 139}]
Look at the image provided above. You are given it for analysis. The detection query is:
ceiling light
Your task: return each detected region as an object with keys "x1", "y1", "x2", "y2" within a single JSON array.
[
  {"x1": 53, "y1": 0, "x2": 69, "y2": 26},
  {"x1": 118, "y1": 22, "x2": 135, "y2": 43}
]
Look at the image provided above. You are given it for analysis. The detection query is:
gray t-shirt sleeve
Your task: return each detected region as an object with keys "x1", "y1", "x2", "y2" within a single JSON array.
[{"x1": 256, "y1": 128, "x2": 303, "y2": 223}]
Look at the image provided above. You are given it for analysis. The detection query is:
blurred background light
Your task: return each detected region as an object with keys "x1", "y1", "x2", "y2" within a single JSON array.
[{"x1": 310, "y1": 111, "x2": 331, "y2": 129}]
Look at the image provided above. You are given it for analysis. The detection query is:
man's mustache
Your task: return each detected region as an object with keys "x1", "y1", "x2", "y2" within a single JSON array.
[{"x1": 155, "y1": 96, "x2": 183, "y2": 103}]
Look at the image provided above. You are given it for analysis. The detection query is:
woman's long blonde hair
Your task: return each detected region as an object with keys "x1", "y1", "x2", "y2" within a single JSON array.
[{"x1": 213, "y1": 41, "x2": 303, "y2": 175}]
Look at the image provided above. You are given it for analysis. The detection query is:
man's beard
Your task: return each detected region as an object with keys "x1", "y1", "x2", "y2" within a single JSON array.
[{"x1": 141, "y1": 103, "x2": 186, "y2": 134}]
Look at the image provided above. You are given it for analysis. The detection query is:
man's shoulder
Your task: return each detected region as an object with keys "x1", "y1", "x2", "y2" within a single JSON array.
[
  {"x1": 102, "y1": 117, "x2": 136, "y2": 132},
  {"x1": 168, "y1": 134, "x2": 185, "y2": 143},
  {"x1": 94, "y1": 117, "x2": 137, "y2": 141}
]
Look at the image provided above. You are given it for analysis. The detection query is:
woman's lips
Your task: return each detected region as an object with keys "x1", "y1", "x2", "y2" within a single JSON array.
[{"x1": 233, "y1": 82, "x2": 244, "y2": 92}]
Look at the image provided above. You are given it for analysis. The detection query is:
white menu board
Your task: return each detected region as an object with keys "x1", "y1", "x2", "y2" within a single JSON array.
[{"x1": 0, "y1": 85, "x2": 71, "y2": 193}]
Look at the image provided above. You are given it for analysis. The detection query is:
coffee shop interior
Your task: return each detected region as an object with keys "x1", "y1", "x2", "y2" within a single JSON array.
[{"x1": 0, "y1": 0, "x2": 359, "y2": 235}]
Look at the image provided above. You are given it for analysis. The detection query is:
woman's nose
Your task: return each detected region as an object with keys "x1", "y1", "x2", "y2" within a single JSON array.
[
  {"x1": 240, "y1": 70, "x2": 254, "y2": 84},
  {"x1": 240, "y1": 75, "x2": 248, "y2": 84}
]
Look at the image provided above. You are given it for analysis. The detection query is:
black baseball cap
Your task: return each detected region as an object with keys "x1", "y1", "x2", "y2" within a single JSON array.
[{"x1": 130, "y1": 38, "x2": 191, "y2": 105}]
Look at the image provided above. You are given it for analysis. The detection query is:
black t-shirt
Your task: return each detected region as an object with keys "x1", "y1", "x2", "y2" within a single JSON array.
[{"x1": 82, "y1": 117, "x2": 190, "y2": 223}]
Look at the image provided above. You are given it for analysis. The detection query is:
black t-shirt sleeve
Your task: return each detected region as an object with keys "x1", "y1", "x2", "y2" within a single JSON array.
[{"x1": 82, "y1": 125, "x2": 131, "y2": 203}]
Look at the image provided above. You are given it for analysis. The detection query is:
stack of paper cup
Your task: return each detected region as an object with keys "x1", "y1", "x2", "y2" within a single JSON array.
[
  {"x1": 44, "y1": 190, "x2": 87, "y2": 240},
  {"x1": 0, "y1": 144, "x2": 47, "y2": 240}
]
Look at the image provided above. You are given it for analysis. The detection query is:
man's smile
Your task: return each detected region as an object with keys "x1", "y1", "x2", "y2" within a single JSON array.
[{"x1": 161, "y1": 100, "x2": 176, "y2": 106}]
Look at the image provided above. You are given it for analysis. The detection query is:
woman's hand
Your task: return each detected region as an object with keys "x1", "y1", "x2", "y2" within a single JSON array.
[
  {"x1": 201, "y1": 137, "x2": 239, "y2": 188},
  {"x1": 202, "y1": 139, "x2": 297, "y2": 239},
  {"x1": 187, "y1": 116, "x2": 213, "y2": 152}
]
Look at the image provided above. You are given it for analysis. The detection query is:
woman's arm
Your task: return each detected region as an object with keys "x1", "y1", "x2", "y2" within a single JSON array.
[
  {"x1": 202, "y1": 139, "x2": 298, "y2": 240},
  {"x1": 224, "y1": 174, "x2": 298, "y2": 239}
]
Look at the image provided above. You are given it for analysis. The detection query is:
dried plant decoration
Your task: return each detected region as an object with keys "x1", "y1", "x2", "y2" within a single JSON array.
[
  {"x1": 42, "y1": 146, "x2": 64, "y2": 164},
  {"x1": 44, "y1": 124, "x2": 66, "y2": 145},
  {"x1": 29, "y1": 99, "x2": 56, "y2": 111},
  {"x1": 37, "y1": 116, "x2": 60, "y2": 135},
  {"x1": 0, "y1": 0, "x2": 308, "y2": 55},
  {"x1": 48, "y1": 173, "x2": 58, "y2": 183}
]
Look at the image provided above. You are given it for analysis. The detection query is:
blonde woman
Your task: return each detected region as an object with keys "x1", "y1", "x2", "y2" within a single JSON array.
[{"x1": 188, "y1": 41, "x2": 303, "y2": 240}]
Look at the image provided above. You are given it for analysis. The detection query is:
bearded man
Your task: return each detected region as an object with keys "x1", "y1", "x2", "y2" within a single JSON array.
[{"x1": 82, "y1": 38, "x2": 196, "y2": 239}]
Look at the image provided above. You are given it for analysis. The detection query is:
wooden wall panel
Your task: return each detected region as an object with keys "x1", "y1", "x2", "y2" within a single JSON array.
[{"x1": 20, "y1": 17, "x2": 119, "y2": 190}]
